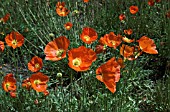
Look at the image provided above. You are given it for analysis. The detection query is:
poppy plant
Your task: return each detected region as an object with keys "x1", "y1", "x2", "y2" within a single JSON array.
[
  {"x1": 56, "y1": 2, "x2": 70, "y2": 17},
  {"x1": 137, "y1": 36, "x2": 158, "y2": 54},
  {"x1": 96, "y1": 57, "x2": 121, "y2": 93},
  {"x1": 80, "y1": 27, "x2": 98, "y2": 44},
  {"x1": 2, "y1": 74, "x2": 16, "y2": 92},
  {"x1": 10, "y1": 91, "x2": 16, "y2": 98},
  {"x1": 100, "y1": 32, "x2": 122, "y2": 49},
  {"x1": 124, "y1": 29, "x2": 133, "y2": 35},
  {"x1": 120, "y1": 44, "x2": 135, "y2": 60},
  {"x1": 68, "y1": 46, "x2": 97, "y2": 72},
  {"x1": 0, "y1": 41, "x2": 5, "y2": 52},
  {"x1": 120, "y1": 44, "x2": 142, "y2": 60},
  {"x1": 64, "y1": 22, "x2": 73, "y2": 30},
  {"x1": 29, "y1": 72, "x2": 49, "y2": 92},
  {"x1": 44, "y1": 36, "x2": 70, "y2": 61},
  {"x1": 22, "y1": 78, "x2": 32, "y2": 90},
  {"x1": 119, "y1": 14, "x2": 126, "y2": 21},
  {"x1": 129, "y1": 6, "x2": 139, "y2": 14},
  {"x1": 0, "y1": 13, "x2": 10, "y2": 23},
  {"x1": 5, "y1": 31, "x2": 24, "y2": 49},
  {"x1": 28, "y1": 56, "x2": 43, "y2": 72},
  {"x1": 148, "y1": 0, "x2": 155, "y2": 6}
]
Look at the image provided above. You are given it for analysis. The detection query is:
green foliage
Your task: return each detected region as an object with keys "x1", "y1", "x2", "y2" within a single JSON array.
[{"x1": 0, "y1": 0, "x2": 169, "y2": 111}]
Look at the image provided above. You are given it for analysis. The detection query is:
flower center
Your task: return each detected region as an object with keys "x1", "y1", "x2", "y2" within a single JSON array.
[
  {"x1": 84, "y1": 35, "x2": 90, "y2": 41},
  {"x1": 5, "y1": 82, "x2": 10, "y2": 89},
  {"x1": 12, "y1": 39, "x2": 18, "y2": 46},
  {"x1": 35, "y1": 63, "x2": 40, "y2": 68},
  {"x1": 56, "y1": 49, "x2": 64, "y2": 58},
  {"x1": 111, "y1": 41, "x2": 116, "y2": 45},
  {"x1": 66, "y1": 26, "x2": 70, "y2": 29},
  {"x1": 60, "y1": 11, "x2": 66, "y2": 15},
  {"x1": 72, "y1": 58, "x2": 82, "y2": 67},
  {"x1": 59, "y1": 6, "x2": 63, "y2": 9},
  {"x1": 34, "y1": 80, "x2": 41, "y2": 85}
]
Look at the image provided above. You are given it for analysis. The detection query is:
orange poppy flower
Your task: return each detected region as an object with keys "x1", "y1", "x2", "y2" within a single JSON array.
[
  {"x1": 22, "y1": 78, "x2": 32, "y2": 90},
  {"x1": 120, "y1": 44, "x2": 135, "y2": 60},
  {"x1": 0, "y1": 13, "x2": 10, "y2": 23},
  {"x1": 119, "y1": 14, "x2": 126, "y2": 21},
  {"x1": 0, "y1": 41, "x2": 5, "y2": 52},
  {"x1": 120, "y1": 44, "x2": 142, "y2": 60},
  {"x1": 84, "y1": 0, "x2": 89, "y2": 2},
  {"x1": 124, "y1": 29, "x2": 133, "y2": 35},
  {"x1": 28, "y1": 56, "x2": 43, "y2": 72},
  {"x1": 56, "y1": 7, "x2": 70, "y2": 17},
  {"x1": 129, "y1": 6, "x2": 139, "y2": 14},
  {"x1": 98, "y1": 35, "x2": 108, "y2": 46},
  {"x1": 96, "y1": 57, "x2": 121, "y2": 93},
  {"x1": 2, "y1": 74, "x2": 16, "y2": 92},
  {"x1": 137, "y1": 36, "x2": 158, "y2": 54},
  {"x1": 44, "y1": 36, "x2": 70, "y2": 61},
  {"x1": 102, "y1": 32, "x2": 122, "y2": 49},
  {"x1": 10, "y1": 91, "x2": 16, "y2": 98},
  {"x1": 56, "y1": 2, "x2": 65, "y2": 9},
  {"x1": 80, "y1": 27, "x2": 98, "y2": 44},
  {"x1": 5, "y1": 31, "x2": 24, "y2": 49},
  {"x1": 43, "y1": 90, "x2": 49, "y2": 96},
  {"x1": 122, "y1": 37, "x2": 134, "y2": 43},
  {"x1": 68, "y1": 46, "x2": 97, "y2": 72},
  {"x1": 64, "y1": 22, "x2": 73, "y2": 30},
  {"x1": 29, "y1": 72, "x2": 49, "y2": 92},
  {"x1": 148, "y1": 0, "x2": 155, "y2": 6}
]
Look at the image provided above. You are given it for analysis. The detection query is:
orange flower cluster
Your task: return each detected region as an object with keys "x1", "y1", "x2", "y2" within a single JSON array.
[
  {"x1": 1, "y1": 1, "x2": 161, "y2": 96},
  {"x1": 56, "y1": 2, "x2": 70, "y2": 17},
  {"x1": 94, "y1": 32, "x2": 158, "y2": 93},
  {"x1": 2, "y1": 74, "x2": 17, "y2": 98},
  {"x1": 119, "y1": 6, "x2": 138, "y2": 21}
]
